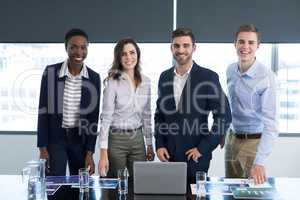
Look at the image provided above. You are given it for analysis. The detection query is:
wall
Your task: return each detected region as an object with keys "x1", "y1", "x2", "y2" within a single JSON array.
[
  {"x1": 1, "y1": 134, "x2": 299, "y2": 178},
  {"x1": 210, "y1": 137, "x2": 300, "y2": 178},
  {"x1": 0, "y1": 0, "x2": 173, "y2": 42}
]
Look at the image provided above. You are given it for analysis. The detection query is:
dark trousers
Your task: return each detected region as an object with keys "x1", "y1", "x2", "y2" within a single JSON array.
[
  {"x1": 47, "y1": 128, "x2": 85, "y2": 176},
  {"x1": 169, "y1": 156, "x2": 210, "y2": 184},
  {"x1": 186, "y1": 158, "x2": 210, "y2": 184}
]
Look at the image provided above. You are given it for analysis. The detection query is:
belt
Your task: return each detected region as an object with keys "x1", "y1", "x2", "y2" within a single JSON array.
[
  {"x1": 63, "y1": 127, "x2": 79, "y2": 134},
  {"x1": 110, "y1": 126, "x2": 142, "y2": 133},
  {"x1": 234, "y1": 132, "x2": 262, "y2": 139},
  {"x1": 62, "y1": 127, "x2": 81, "y2": 140}
]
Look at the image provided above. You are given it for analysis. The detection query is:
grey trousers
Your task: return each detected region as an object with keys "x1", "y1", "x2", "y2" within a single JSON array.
[{"x1": 107, "y1": 129, "x2": 146, "y2": 179}]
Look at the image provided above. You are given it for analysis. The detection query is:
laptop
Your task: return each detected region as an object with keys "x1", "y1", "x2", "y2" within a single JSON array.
[{"x1": 133, "y1": 161, "x2": 187, "y2": 194}]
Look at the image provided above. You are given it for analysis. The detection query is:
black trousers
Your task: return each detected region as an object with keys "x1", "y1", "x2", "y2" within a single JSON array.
[{"x1": 47, "y1": 128, "x2": 85, "y2": 176}]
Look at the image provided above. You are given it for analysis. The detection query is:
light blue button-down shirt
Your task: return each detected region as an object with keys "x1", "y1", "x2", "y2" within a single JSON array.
[{"x1": 226, "y1": 60, "x2": 278, "y2": 165}]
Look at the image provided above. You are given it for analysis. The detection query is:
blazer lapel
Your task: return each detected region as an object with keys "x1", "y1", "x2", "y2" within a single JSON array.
[
  {"x1": 177, "y1": 63, "x2": 197, "y2": 113},
  {"x1": 80, "y1": 77, "x2": 89, "y2": 117},
  {"x1": 57, "y1": 71, "x2": 65, "y2": 125},
  {"x1": 164, "y1": 67, "x2": 177, "y2": 111}
]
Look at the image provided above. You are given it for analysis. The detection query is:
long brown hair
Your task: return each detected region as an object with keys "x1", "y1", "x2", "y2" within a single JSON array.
[{"x1": 105, "y1": 38, "x2": 142, "y2": 86}]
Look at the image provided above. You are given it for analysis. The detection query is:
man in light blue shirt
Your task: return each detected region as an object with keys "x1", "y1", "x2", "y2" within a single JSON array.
[{"x1": 225, "y1": 24, "x2": 278, "y2": 184}]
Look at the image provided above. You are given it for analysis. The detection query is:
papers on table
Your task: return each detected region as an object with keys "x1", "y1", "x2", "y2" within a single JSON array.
[
  {"x1": 190, "y1": 178, "x2": 274, "y2": 196},
  {"x1": 191, "y1": 183, "x2": 233, "y2": 195},
  {"x1": 46, "y1": 176, "x2": 79, "y2": 185},
  {"x1": 191, "y1": 181, "x2": 241, "y2": 195},
  {"x1": 97, "y1": 178, "x2": 119, "y2": 189},
  {"x1": 248, "y1": 181, "x2": 272, "y2": 188},
  {"x1": 71, "y1": 178, "x2": 118, "y2": 189},
  {"x1": 45, "y1": 176, "x2": 118, "y2": 195},
  {"x1": 231, "y1": 187, "x2": 278, "y2": 199},
  {"x1": 223, "y1": 178, "x2": 249, "y2": 184},
  {"x1": 46, "y1": 185, "x2": 61, "y2": 196},
  {"x1": 46, "y1": 176, "x2": 118, "y2": 189}
]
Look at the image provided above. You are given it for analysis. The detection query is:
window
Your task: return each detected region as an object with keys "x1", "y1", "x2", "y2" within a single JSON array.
[
  {"x1": 193, "y1": 43, "x2": 272, "y2": 92},
  {"x1": 277, "y1": 44, "x2": 300, "y2": 133},
  {"x1": 0, "y1": 43, "x2": 171, "y2": 131},
  {"x1": 280, "y1": 114, "x2": 299, "y2": 120},
  {"x1": 280, "y1": 101, "x2": 298, "y2": 108},
  {"x1": 0, "y1": 43, "x2": 299, "y2": 135}
]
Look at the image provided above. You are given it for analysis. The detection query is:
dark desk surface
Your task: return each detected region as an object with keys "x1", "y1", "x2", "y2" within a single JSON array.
[{"x1": 1, "y1": 175, "x2": 299, "y2": 200}]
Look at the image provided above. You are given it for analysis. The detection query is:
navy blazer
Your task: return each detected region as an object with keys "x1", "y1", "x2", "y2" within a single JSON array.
[
  {"x1": 155, "y1": 62, "x2": 231, "y2": 175},
  {"x1": 37, "y1": 62, "x2": 101, "y2": 153}
]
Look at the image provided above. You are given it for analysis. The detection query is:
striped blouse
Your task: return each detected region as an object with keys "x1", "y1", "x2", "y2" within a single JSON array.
[{"x1": 59, "y1": 60, "x2": 89, "y2": 128}]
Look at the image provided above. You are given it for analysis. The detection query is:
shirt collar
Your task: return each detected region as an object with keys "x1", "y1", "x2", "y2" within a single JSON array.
[
  {"x1": 59, "y1": 59, "x2": 89, "y2": 79},
  {"x1": 236, "y1": 59, "x2": 259, "y2": 78},
  {"x1": 174, "y1": 63, "x2": 193, "y2": 77},
  {"x1": 120, "y1": 72, "x2": 130, "y2": 80}
]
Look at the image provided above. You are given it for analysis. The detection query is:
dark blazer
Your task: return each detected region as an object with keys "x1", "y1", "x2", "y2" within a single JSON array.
[
  {"x1": 155, "y1": 62, "x2": 231, "y2": 177},
  {"x1": 37, "y1": 62, "x2": 101, "y2": 153}
]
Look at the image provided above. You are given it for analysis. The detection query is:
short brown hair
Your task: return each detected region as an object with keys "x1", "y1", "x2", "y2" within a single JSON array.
[
  {"x1": 235, "y1": 24, "x2": 261, "y2": 43},
  {"x1": 172, "y1": 27, "x2": 195, "y2": 44}
]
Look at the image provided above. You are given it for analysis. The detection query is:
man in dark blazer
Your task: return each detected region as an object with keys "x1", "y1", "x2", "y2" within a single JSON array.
[
  {"x1": 37, "y1": 29, "x2": 101, "y2": 176},
  {"x1": 155, "y1": 28, "x2": 231, "y2": 181}
]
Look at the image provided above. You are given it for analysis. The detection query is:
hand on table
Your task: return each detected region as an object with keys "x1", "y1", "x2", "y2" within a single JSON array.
[{"x1": 250, "y1": 164, "x2": 267, "y2": 185}]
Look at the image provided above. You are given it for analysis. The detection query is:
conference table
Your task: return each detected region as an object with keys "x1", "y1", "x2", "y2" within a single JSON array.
[{"x1": 1, "y1": 175, "x2": 299, "y2": 200}]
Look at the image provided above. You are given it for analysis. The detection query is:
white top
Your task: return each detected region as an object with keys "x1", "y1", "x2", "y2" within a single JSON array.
[
  {"x1": 99, "y1": 72, "x2": 152, "y2": 149},
  {"x1": 173, "y1": 65, "x2": 192, "y2": 109}
]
